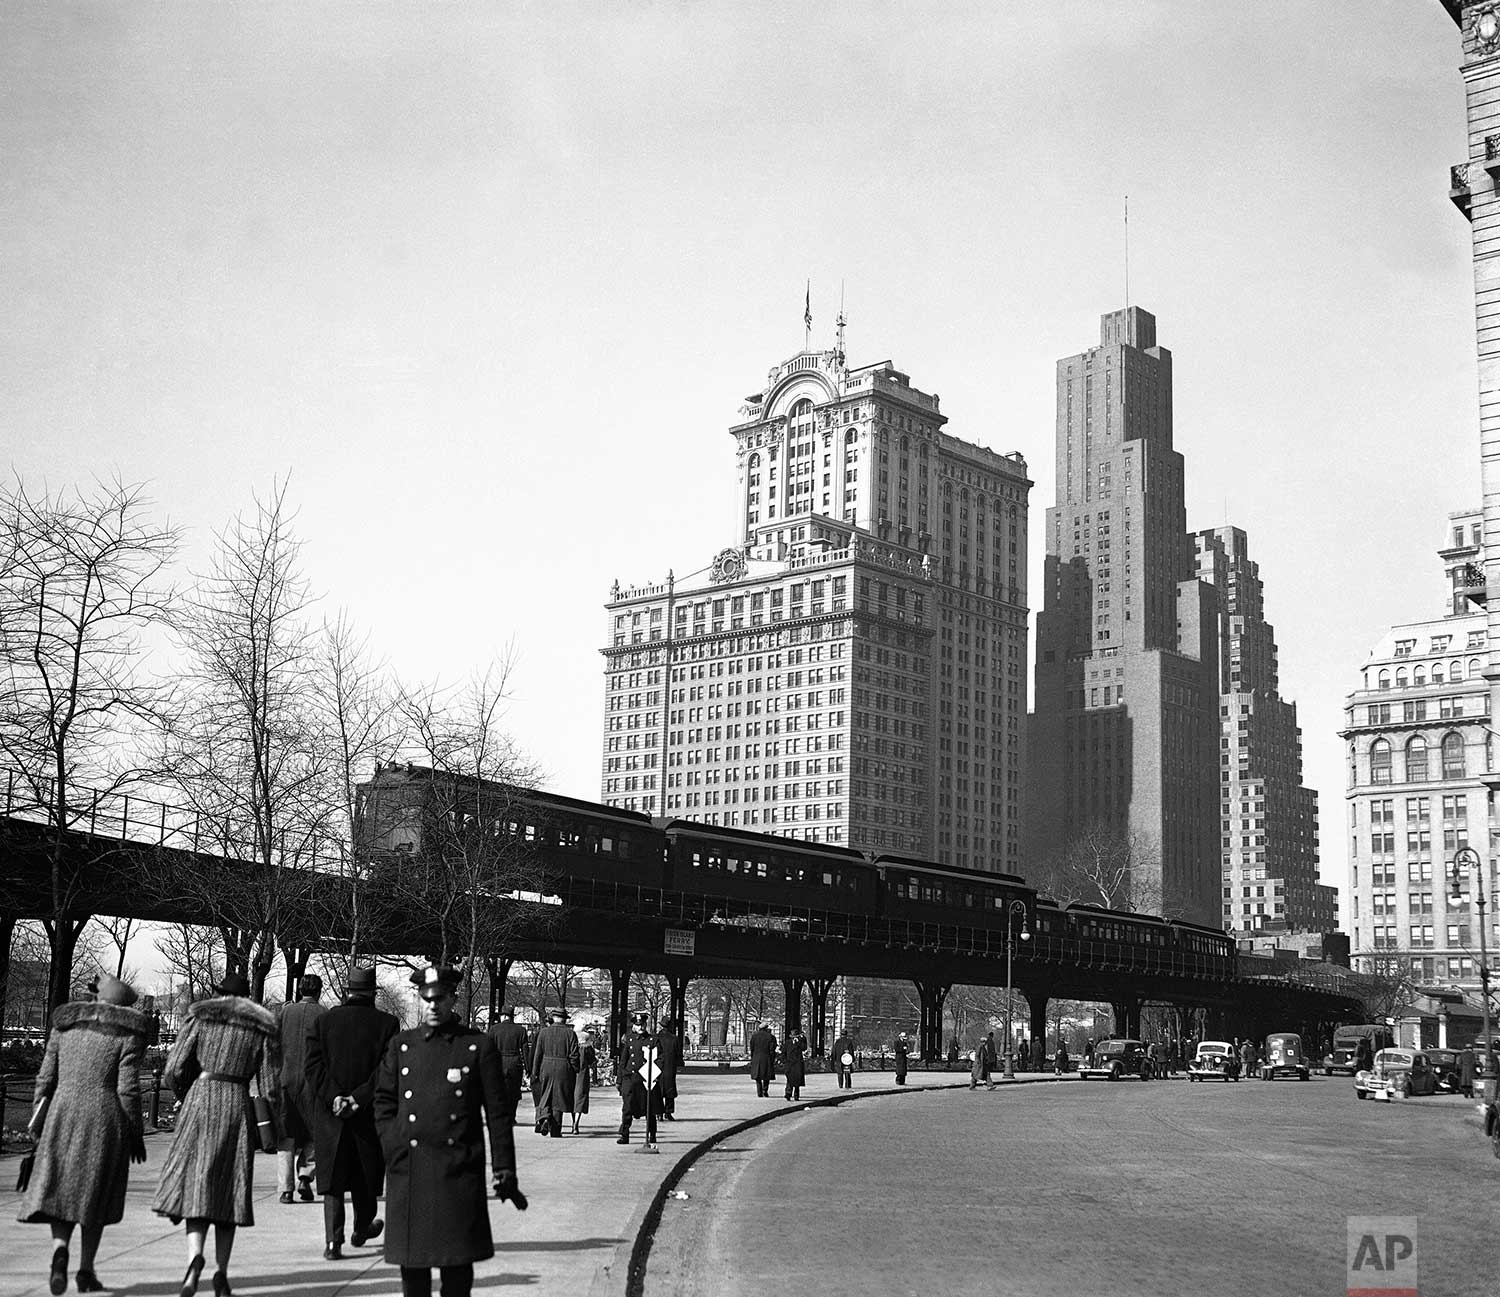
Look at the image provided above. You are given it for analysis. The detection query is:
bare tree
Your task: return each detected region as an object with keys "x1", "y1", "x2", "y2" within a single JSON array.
[
  {"x1": 161, "y1": 482, "x2": 334, "y2": 1000},
  {"x1": 310, "y1": 611, "x2": 401, "y2": 959},
  {"x1": 92, "y1": 915, "x2": 141, "y2": 979},
  {"x1": 1034, "y1": 824, "x2": 1174, "y2": 916},
  {"x1": 375, "y1": 661, "x2": 547, "y2": 1006},
  {"x1": 1352, "y1": 947, "x2": 1421, "y2": 1024},
  {"x1": 152, "y1": 922, "x2": 223, "y2": 1007},
  {"x1": 0, "y1": 477, "x2": 179, "y2": 1013}
]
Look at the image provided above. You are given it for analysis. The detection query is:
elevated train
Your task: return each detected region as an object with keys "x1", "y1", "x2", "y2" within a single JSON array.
[{"x1": 354, "y1": 763, "x2": 1236, "y2": 980}]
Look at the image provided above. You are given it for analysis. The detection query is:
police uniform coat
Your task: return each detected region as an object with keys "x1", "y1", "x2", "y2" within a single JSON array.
[
  {"x1": 275, "y1": 996, "x2": 326, "y2": 1144},
  {"x1": 304, "y1": 1000, "x2": 399, "y2": 1196},
  {"x1": 616, "y1": 1030, "x2": 648, "y2": 1118},
  {"x1": 374, "y1": 1019, "x2": 515, "y2": 1268},
  {"x1": 653, "y1": 1026, "x2": 684, "y2": 1101},
  {"x1": 749, "y1": 1026, "x2": 777, "y2": 1083},
  {"x1": 530, "y1": 1023, "x2": 580, "y2": 1125},
  {"x1": 487, "y1": 1020, "x2": 529, "y2": 1114},
  {"x1": 17, "y1": 1001, "x2": 146, "y2": 1228}
]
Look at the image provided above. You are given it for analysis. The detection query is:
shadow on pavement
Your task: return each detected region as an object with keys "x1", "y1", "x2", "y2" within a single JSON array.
[{"x1": 493, "y1": 1237, "x2": 622, "y2": 1253}]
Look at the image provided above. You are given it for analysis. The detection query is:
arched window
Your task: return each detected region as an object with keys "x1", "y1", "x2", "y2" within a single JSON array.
[
  {"x1": 1442, "y1": 732, "x2": 1467, "y2": 779},
  {"x1": 1405, "y1": 737, "x2": 1428, "y2": 783},
  {"x1": 1413, "y1": 666, "x2": 1426, "y2": 687},
  {"x1": 1470, "y1": 657, "x2": 1483, "y2": 678},
  {"x1": 1450, "y1": 659, "x2": 1463, "y2": 681},
  {"x1": 1378, "y1": 670, "x2": 1390, "y2": 690},
  {"x1": 1396, "y1": 668, "x2": 1408, "y2": 688},
  {"x1": 1371, "y1": 739, "x2": 1392, "y2": 785},
  {"x1": 1432, "y1": 664, "x2": 1445, "y2": 684}
]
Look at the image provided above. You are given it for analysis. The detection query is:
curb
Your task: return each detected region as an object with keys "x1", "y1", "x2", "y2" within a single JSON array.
[{"x1": 588, "y1": 1074, "x2": 1061, "y2": 1297}]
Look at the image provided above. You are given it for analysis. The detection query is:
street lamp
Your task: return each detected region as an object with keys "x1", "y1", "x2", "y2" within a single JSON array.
[
  {"x1": 1449, "y1": 845, "x2": 1494, "y2": 1099},
  {"x1": 1003, "y1": 899, "x2": 1030, "y2": 1079}
]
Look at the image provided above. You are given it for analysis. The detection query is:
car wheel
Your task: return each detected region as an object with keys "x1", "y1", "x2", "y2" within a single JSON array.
[
  {"x1": 1400, "y1": 1079, "x2": 1412, "y2": 1099},
  {"x1": 1109, "y1": 1063, "x2": 1121, "y2": 1082},
  {"x1": 1356, "y1": 1089, "x2": 1367, "y2": 1099}
]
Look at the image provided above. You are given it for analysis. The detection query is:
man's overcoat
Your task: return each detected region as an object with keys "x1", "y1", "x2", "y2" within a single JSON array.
[
  {"x1": 487, "y1": 1019, "x2": 529, "y2": 1115},
  {"x1": 530, "y1": 1023, "x2": 579, "y2": 1126},
  {"x1": 374, "y1": 1020, "x2": 515, "y2": 1268},
  {"x1": 749, "y1": 1026, "x2": 777, "y2": 1083},
  {"x1": 305, "y1": 1000, "x2": 399, "y2": 1196}
]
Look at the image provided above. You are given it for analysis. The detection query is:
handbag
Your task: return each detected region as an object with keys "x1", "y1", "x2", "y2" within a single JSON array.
[
  {"x1": 252, "y1": 1095, "x2": 278, "y2": 1154},
  {"x1": 172, "y1": 1053, "x2": 201, "y2": 1102},
  {"x1": 15, "y1": 1152, "x2": 35, "y2": 1193}
]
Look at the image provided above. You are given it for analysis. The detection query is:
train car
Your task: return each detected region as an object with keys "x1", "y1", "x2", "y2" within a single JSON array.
[
  {"x1": 873, "y1": 854, "x2": 1036, "y2": 927},
  {"x1": 1165, "y1": 918, "x2": 1236, "y2": 978},
  {"x1": 354, "y1": 763, "x2": 664, "y2": 889},
  {"x1": 1061, "y1": 902, "x2": 1172, "y2": 970},
  {"x1": 658, "y1": 819, "x2": 878, "y2": 915}
]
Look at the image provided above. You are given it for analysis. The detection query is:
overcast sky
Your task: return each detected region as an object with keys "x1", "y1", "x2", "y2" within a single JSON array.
[{"x1": 0, "y1": 2, "x2": 1478, "y2": 929}]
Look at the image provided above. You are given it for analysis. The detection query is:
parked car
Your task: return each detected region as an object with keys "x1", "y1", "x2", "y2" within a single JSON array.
[
  {"x1": 1261, "y1": 1032, "x2": 1311, "y2": 1081},
  {"x1": 1426, "y1": 1048, "x2": 1464, "y2": 1093},
  {"x1": 1079, "y1": 1038, "x2": 1152, "y2": 1082},
  {"x1": 1187, "y1": 1040, "x2": 1241, "y2": 1081},
  {"x1": 1363, "y1": 1048, "x2": 1439, "y2": 1102}
]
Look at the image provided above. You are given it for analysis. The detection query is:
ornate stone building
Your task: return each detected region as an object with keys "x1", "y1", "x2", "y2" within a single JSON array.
[{"x1": 601, "y1": 345, "x2": 1031, "y2": 873}]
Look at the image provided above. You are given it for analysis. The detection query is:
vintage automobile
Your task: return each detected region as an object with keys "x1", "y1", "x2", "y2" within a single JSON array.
[
  {"x1": 1261, "y1": 1032, "x2": 1311, "y2": 1082},
  {"x1": 1362, "y1": 1048, "x2": 1439, "y2": 1102},
  {"x1": 1079, "y1": 1038, "x2": 1152, "y2": 1082},
  {"x1": 1187, "y1": 1040, "x2": 1241, "y2": 1081},
  {"x1": 1426, "y1": 1048, "x2": 1464, "y2": 1093}
]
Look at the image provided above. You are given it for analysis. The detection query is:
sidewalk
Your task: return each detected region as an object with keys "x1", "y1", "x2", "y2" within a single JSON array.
[{"x1": 1, "y1": 1067, "x2": 1032, "y2": 1297}]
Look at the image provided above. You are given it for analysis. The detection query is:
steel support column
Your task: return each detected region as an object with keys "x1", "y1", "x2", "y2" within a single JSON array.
[
  {"x1": 281, "y1": 945, "x2": 311, "y2": 1003},
  {"x1": 913, "y1": 979, "x2": 950, "y2": 1063},
  {"x1": 608, "y1": 965, "x2": 633, "y2": 1059},
  {"x1": 808, "y1": 977, "x2": 836, "y2": 1057},
  {"x1": 782, "y1": 976, "x2": 806, "y2": 1039},
  {"x1": 1110, "y1": 998, "x2": 1142, "y2": 1041},
  {"x1": 667, "y1": 973, "x2": 690, "y2": 1033},
  {"x1": 1026, "y1": 993, "x2": 1049, "y2": 1067}
]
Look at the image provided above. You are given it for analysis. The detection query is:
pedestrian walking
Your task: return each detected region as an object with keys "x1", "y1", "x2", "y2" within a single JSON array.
[
  {"x1": 832, "y1": 1030, "x2": 854, "y2": 1089},
  {"x1": 275, "y1": 973, "x2": 325, "y2": 1205},
  {"x1": 748, "y1": 1019, "x2": 777, "y2": 1098},
  {"x1": 615, "y1": 1013, "x2": 651, "y2": 1145},
  {"x1": 654, "y1": 1017, "x2": 684, "y2": 1119},
  {"x1": 572, "y1": 1027, "x2": 597, "y2": 1135},
  {"x1": 1084, "y1": 1038, "x2": 1096, "y2": 1068},
  {"x1": 782, "y1": 1028, "x2": 807, "y2": 1100},
  {"x1": 151, "y1": 972, "x2": 280, "y2": 1297},
  {"x1": 970, "y1": 1031, "x2": 995, "y2": 1090},
  {"x1": 1460, "y1": 1046, "x2": 1478, "y2": 1098},
  {"x1": 374, "y1": 966, "x2": 525, "y2": 1297},
  {"x1": 530, "y1": 1008, "x2": 579, "y2": 1138},
  {"x1": 1146, "y1": 1040, "x2": 1160, "y2": 1080},
  {"x1": 485, "y1": 1006, "x2": 529, "y2": 1125},
  {"x1": 303, "y1": 966, "x2": 399, "y2": 1261},
  {"x1": 1240, "y1": 1038, "x2": 1256, "y2": 1079},
  {"x1": 17, "y1": 974, "x2": 147, "y2": 1296},
  {"x1": 894, "y1": 1031, "x2": 910, "y2": 1084},
  {"x1": 1055, "y1": 1040, "x2": 1070, "y2": 1075}
]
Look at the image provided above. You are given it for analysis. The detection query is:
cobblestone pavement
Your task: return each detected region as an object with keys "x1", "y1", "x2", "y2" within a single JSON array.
[
  {"x1": 0, "y1": 1066, "x2": 982, "y2": 1296},
  {"x1": 647, "y1": 1074, "x2": 1500, "y2": 1297}
]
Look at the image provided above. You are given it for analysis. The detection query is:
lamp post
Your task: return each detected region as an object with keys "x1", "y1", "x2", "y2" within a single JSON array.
[
  {"x1": 1003, "y1": 899, "x2": 1030, "y2": 1079},
  {"x1": 1449, "y1": 845, "x2": 1494, "y2": 1099}
]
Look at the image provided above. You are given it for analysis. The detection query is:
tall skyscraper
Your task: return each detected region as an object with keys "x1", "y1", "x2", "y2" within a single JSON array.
[
  {"x1": 1194, "y1": 526, "x2": 1333, "y2": 936},
  {"x1": 1028, "y1": 307, "x2": 1220, "y2": 926},
  {"x1": 1342, "y1": 509, "x2": 1492, "y2": 983},
  {"x1": 601, "y1": 344, "x2": 1031, "y2": 871}
]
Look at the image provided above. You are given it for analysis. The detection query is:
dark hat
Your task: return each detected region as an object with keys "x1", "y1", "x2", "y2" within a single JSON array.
[
  {"x1": 499, "y1": 1004, "x2": 516, "y2": 1018},
  {"x1": 548, "y1": 1007, "x2": 570, "y2": 1022},
  {"x1": 410, "y1": 965, "x2": 460, "y2": 1000},
  {"x1": 216, "y1": 973, "x2": 251, "y2": 998},
  {"x1": 346, "y1": 966, "x2": 377, "y2": 995}
]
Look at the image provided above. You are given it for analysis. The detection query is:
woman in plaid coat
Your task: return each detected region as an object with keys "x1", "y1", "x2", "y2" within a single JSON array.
[
  {"x1": 151, "y1": 974, "x2": 280, "y2": 1297},
  {"x1": 17, "y1": 974, "x2": 147, "y2": 1295}
]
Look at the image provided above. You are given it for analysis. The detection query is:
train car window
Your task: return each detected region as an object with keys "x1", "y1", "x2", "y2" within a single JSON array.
[
  {"x1": 561, "y1": 830, "x2": 582, "y2": 851},
  {"x1": 822, "y1": 871, "x2": 834, "y2": 886}
]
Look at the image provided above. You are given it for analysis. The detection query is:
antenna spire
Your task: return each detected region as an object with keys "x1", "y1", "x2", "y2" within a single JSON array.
[
  {"x1": 835, "y1": 280, "x2": 847, "y2": 372},
  {"x1": 1124, "y1": 195, "x2": 1131, "y2": 308}
]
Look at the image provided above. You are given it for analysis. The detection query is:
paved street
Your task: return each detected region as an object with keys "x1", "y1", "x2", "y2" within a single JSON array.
[
  {"x1": 647, "y1": 1074, "x2": 1499, "y2": 1297},
  {"x1": 0, "y1": 1067, "x2": 973, "y2": 1296}
]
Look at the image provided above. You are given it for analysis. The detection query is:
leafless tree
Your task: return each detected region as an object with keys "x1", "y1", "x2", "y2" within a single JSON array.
[
  {"x1": 152, "y1": 922, "x2": 223, "y2": 1007},
  {"x1": 0, "y1": 477, "x2": 179, "y2": 1014},
  {"x1": 1352, "y1": 947, "x2": 1421, "y2": 1024},
  {"x1": 160, "y1": 482, "x2": 334, "y2": 1000},
  {"x1": 374, "y1": 661, "x2": 547, "y2": 1006},
  {"x1": 310, "y1": 611, "x2": 401, "y2": 959},
  {"x1": 1033, "y1": 824, "x2": 1174, "y2": 916},
  {"x1": 92, "y1": 915, "x2": 141, "y2": 979}
]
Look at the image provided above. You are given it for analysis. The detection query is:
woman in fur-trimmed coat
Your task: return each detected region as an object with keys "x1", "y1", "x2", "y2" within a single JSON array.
[
  {"x1": 17, "y1": 975, "x2": 146, "y2": 1295},
  {"x1": 152, "y1": 976, "x2": 279, "y2": 1296}
]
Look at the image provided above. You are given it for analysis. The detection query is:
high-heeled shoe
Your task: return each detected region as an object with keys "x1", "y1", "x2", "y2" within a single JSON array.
[
  {"x1": 211, "y1": 1271, "x2": 231, "y2": 1297},
  {"x1": 49, "y1": 1246, "x2": 68, "y2": 1296},
  {"x1": 75, "y1": 1269, "x2": 104, "y2": 1293},
  {"x1": 179, "y1": 1254, "x2": 205, "y2": 1297}
]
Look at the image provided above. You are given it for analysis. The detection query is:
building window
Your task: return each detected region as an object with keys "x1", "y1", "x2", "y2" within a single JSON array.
[
  {"x1": 1405, "y1": 736, "x2": 1427, "y2": 783},
  {"x1": 1370, "y1": 739, "x2": 1392, "y2": 785},
  {"x1": 1442, "y1": 732, "x2": 1466, "y2": 780}
]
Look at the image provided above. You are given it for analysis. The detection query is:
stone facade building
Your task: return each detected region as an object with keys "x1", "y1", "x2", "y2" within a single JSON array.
[
  {"x1": 1341, "y1": 509, "x2": 1496, "y2": 983},
  {"x1": 1028, "y1": 307, "x2": 1221, "y2": 927},
  {"x1": 1194, "y1": 526, "x2": 1334, "y2": 936},
  {"x1": 602, "y1": 345, "x2": 1031, "y2": 872}
]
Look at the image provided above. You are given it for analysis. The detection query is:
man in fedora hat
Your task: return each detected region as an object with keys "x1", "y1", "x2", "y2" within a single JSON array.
[
  {"x1": 374, "y1": 966, "x2": 523, "y2": 1297},
  {"x1": 304, "y1": 966, "x2": 398, "y2": 1260},
  {"x1": 529, "y1": 1008, "x2": 579, "y2": 1138},
  {"x1": 748, "y1": 1018, "x2": 777, "y2": 1098},
  {"x1": 485, "y1": 1005, "x2": 529, "y2": 1125},
  {"x1": 276, "y1": 973, "x2": 326, "y2": 1204},
  {"x1": 654, "y1": 1016, "x2": 684, "y2": 1120}
]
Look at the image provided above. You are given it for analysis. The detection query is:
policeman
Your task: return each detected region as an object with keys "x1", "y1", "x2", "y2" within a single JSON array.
[
  {"x1": 615, "y1": 1012, "x2": 650, "y2": 1145},
  {"x1": 374, "y1": 966, "x2": 526, "y2": 1297}
]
